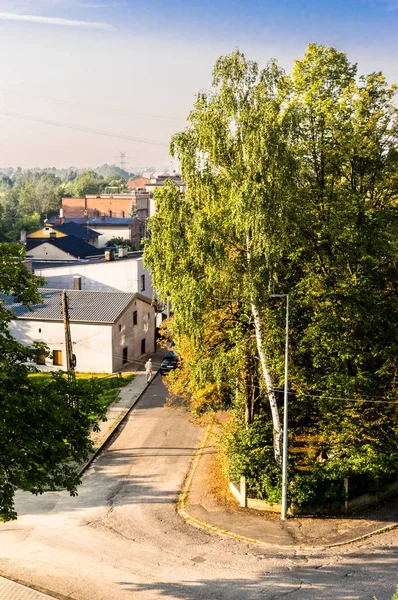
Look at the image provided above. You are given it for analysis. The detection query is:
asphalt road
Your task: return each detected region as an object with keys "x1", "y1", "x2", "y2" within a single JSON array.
[{"x1": 0, "y1": 376, "x2": 397, "y2": 600}]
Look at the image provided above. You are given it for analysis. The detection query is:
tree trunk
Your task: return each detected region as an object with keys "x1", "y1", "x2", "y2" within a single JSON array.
[
  {"x1": 251, "y1": 299, "x2": 283, "y2": 465},
  {"x1": 245, "y1": 229, "x2": 282, "y2": 465}
]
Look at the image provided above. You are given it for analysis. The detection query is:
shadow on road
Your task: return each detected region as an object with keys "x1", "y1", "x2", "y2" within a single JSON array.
[{"x1": 118, "y1": 546, "x2": 398, "y2": 599}]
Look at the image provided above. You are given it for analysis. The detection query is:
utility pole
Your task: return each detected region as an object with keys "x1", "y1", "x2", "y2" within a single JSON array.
[
  {"x1": 117, "y1": 151, "x2": 127, "y2": 172},
  {"x1": 61, "y1": 290, "x2": 76, "y2": 388}
]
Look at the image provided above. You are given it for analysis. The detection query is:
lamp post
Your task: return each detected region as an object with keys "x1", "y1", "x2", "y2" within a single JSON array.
[{"x1": 271, "y1": 293, "x2": 289, "y2": 520}]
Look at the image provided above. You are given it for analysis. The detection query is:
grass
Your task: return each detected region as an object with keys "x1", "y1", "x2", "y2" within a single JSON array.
[{"x1": 29, "y1": 371, "x2": 135, "y2": 414}]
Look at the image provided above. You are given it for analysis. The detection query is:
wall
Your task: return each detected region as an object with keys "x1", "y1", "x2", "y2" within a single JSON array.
[
  {"x1": 27, "y1": 242, "x2": 74, "y2": 260},
  {"x1": 62, "y1": 196, "x2": 136, "y2": 219},
  {"x1": 85, "y1": 197, "x2": 134, "y2": 218},
  {"x1": 62, "y1": 198, "x2": 86, "y2": 217},
  {"x1": 9, "y1": 319, "x2": 113, "y2": 373},
  {"x1": 88, "y1": 225, "x2": 131, "y2": 247},
  {"x1": 36, "y1": 257, "x2": 153, "y2": 298},
  {"x1": 112, "y1": 298, "x2": 155, "y2": 371}
]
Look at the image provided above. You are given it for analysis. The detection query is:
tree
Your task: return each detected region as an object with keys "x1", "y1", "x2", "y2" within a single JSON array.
[
  {"x1": 68, "y1": 170, "x2": 105, "y2": 197},
  {"x1": 146, "y1": 51, "x2": 294, "y2": 464},
  {"x1": 146, "y1": 44, "x2": 398, "y2": 505},
  {"x1": 0, "y1": 244, "x2": 106, "y2": 521}
]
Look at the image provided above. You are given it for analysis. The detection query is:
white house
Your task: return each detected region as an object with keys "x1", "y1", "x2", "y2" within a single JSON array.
[
  {"x1": 4, "y1": 289, "x2": 155, "y2": 373},
  {"x1": 34, "y1": 253, "x2": 153, "y2": 299},
  {"x1": 48, "y1": 216, "x2": 140, "y2": 249}
]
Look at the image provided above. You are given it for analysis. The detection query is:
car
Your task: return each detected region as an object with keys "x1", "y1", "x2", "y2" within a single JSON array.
[{"x1": 160, "y1": 354, "x2": 179, "y2": 375}]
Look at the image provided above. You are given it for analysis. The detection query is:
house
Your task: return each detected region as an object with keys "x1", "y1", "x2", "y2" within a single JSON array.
[
  {"x1": 128, "y1": 177, "x2": 151, "y2": 190},
  {"x1": 3, "y1": 288, "x2": 155, "y2": 373},
  {"x1": 25, "y1": 235, "x2": 103, "y2": 261},
  {"x1": 47, "y1": 216, "x2": 141, "y2": 249},
  {"x1": 33, "y1": 252, "x2": 153, "y2": 299},
  {"x1": 27, "y1": 221, "x2": 101, "y2": 247},
  {"x1": 62, "y1": 194, "x2": 136, "y2": 219},
  {"x1": 145, "y1": 173, "x2": 186, "y2": 194}
]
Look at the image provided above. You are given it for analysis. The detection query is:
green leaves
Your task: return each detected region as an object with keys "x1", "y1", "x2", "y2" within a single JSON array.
[
  {"x1": 146, "y1": 43, "x2": 398, "y2": 504},
  {"x1": 0, "y1": 245, "x2": 107, "y2": 521}
]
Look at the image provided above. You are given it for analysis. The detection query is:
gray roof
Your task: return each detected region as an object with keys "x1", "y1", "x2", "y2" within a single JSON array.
[
  {"x1": 32, "y1": 251, "x2": 144, "y2": 271},
  {"x1": 1, "y1": 288, "x2": 150, "y2": 324}
]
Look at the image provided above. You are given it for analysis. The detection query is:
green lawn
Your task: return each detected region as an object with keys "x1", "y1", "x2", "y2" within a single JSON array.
[{"x1": 29, "y1": 371, "x2": 134, "y2": 414}]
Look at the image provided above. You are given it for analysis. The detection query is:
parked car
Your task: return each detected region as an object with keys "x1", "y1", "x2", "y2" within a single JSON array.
[{"x1": 160, "y1": 353, "x2": 179, "y2": 375}]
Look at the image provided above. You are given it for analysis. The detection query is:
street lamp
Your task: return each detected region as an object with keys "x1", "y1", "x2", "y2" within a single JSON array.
[{"x1": 270, "y1": 293, "x2": 289, "y2": 520}]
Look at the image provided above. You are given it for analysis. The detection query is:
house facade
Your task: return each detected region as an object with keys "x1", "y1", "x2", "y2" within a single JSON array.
[
  {"x1": 48, "y1": 216, "x2": 141, "y2": 249},
  {"x1": 4, "y1": 289, "x2": 155, "y2": 373},
  {"x1": 25, "y1": 236, "x2": 102, "y2": 261},
  {"x1": 34, "y1": 254, "x2": 153, "y2": 299}
]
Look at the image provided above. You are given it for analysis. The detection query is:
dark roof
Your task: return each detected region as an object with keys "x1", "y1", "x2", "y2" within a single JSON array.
[
  {"x1": 51, "y1": 222, "x2": 100, "y2": 239},
  {"x1": 32, "y1": 251, "x2": 144, "y2": 270},
  {"x1": 48, "y1": 217, "x2": 133, "y2": 226},
  {"x1": 26, "y1": 236, "x2": 103, "y2": 259},
  {"x1": 1, "y1": 288, "x2": 150, "y2": 324}
]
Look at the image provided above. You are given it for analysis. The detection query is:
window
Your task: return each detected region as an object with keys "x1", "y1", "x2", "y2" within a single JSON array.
[
  {"x1": 119, "y1": 324, "x2": 122, "y2": 331},
  {"x1": 38, "y1": 328, "x2": 41, "y2": 333},
  {"x1": 141, "y1": 274, "x2": 145, "y2": 291},
  {"x1": 122, "y1": 347, "x2": 128, "y2": 364},
  {"x1": 37, "y1": 353, "x2": 46, "y2": 365},
  {"x1": 133, "y1": 310, "x2": 138, "y2": 326},
  {"x1": 141, "y1": 339, "x2": 146, "y2": 355},
  {"x1": 53, "y1": 350, "x2": 62, "y2": 366}
]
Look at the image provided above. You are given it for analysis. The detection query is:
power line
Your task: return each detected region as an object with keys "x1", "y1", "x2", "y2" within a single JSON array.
[
  {"x1": 0, "y1": 109, "x2": 169, "y2": 147},
  {"x1": 235, "y1": 381, "x2": 398, "y2": 404},
  {"x1": 0, "y1": 87, "x2": 184, "y2": 124}
]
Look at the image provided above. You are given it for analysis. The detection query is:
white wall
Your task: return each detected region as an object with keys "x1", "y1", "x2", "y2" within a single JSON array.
[
  {"x1": 9, "y1": 319, "x2": 113, "y2": 373},
  {"x1": 36, "y1": 257, "x2": 153, "y2": 298},
  {"x1": 27, "y1": 243, "x2": 74, "y2": 260},
  {"x1": 112, "y1": 298, "x2": 155, "y2": 371},
  {"x1": 88, "y1": 225, "x2": 131, "y2": 247}
]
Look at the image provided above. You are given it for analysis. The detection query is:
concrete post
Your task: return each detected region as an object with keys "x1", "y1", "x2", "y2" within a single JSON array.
[{"x1": 240, "y1": 476, "x2": 247, "y2": 508}]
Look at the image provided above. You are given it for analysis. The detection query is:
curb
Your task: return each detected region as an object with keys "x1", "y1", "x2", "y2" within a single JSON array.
[
  {"x1": 177, "y1": 427, "x2": 398, "y2": 551},
  {"x1": 78, "y1": 371, "x2": 158, "y2": 477},
  {"x1": 0, "y1": 574, "x2": 69, "y2": 600}
]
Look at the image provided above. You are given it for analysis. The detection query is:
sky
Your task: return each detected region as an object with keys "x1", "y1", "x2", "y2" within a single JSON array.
[{"x1": 0, "y1": 0, "x2": 397, "y2": 172}]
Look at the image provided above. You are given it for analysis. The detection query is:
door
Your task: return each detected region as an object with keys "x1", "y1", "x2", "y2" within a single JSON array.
[{"x1": 122, "y1": 347, "x2": 128, "y2": 364}]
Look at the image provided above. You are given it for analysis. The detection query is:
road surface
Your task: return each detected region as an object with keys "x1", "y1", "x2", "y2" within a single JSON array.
[{"x1": 0, "y1": 376, "x2": 397, "y2": 600}]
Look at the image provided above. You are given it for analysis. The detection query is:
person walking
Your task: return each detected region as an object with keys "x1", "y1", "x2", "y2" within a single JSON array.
[{"x1": 145, "y1": 358, "x2": 153, "y2": 383}]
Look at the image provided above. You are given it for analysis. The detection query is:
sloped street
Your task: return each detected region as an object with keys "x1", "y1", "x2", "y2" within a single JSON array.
[{"x1": 0, "y1": 376, "x2": 397, "y2": 600}]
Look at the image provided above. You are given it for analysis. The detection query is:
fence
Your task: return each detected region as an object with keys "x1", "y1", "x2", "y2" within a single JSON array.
[{"x1": 230, "y1": 475, "x2": 398, "y2": 516}]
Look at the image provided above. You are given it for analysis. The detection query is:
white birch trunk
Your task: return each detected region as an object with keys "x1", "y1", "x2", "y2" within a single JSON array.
[
  {"x1": 246, "y1": 232, "x2": 282, "y2": 465},
  {"x1": 251, "y1": 299, "x2": 283, "y2": 465},
  {"x1": 238, "y1": 109, "x2": 282, "y2": 465}
]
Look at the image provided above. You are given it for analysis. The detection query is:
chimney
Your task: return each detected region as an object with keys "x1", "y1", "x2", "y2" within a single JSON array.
[
  {"x1": 73, "y1": 276, "x2": 82, "y2": 290},
  {"x1": 105, "y1": 249, "x2": 114, "y2": 262},
  {"x1": 20, "y1": 229, "x2": 27, "y2": 244},
  {"x1": 101, "y1": 212, "x2": 105, "y2": 221},
  {"x1": 59, "y1": 208, "x2": 64, "y2": 218}
]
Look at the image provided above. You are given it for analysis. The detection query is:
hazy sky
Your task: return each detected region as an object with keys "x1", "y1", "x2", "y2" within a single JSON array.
[{"x1": 0, "y1": 0, "x2": 397, "y2": 171}]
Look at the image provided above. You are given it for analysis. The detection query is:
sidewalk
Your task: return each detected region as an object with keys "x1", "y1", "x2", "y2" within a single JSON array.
[
  {"x1": 181, "y1": 429, "x2": 398, "y2": 549},
  {"x1": 0, "y1": 575, "x2": 57, "y2": 600},
  {"x1": 79, "y1": 348, "x2": 167, "y2": 475}
]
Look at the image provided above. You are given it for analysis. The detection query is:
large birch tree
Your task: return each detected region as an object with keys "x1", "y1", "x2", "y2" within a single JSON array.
[{"x1": 146, "y1": 51, "x2": 295, "y2": 464}]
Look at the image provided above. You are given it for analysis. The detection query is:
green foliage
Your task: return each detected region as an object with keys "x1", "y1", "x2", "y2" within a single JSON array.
[
  {"x1": 62, "y1": 169, "x2": 105, "y2": 198},
  {"x1": 0, "y1": 243, "x2": 107, "y2": 521},
  {"x1": 220, "y1": 414, "x2": 282, "y2": 503},
  {"x1": 145, "y1": 43, "x2": 398, "y2": 508},
  {"x1": 107, "y1": 237, "x2": 135, "y2": 250}
]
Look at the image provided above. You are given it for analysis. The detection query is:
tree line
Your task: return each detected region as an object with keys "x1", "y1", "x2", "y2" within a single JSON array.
[{"x1": 0, "y1": 165, "x2": 131, "y2": 242}]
